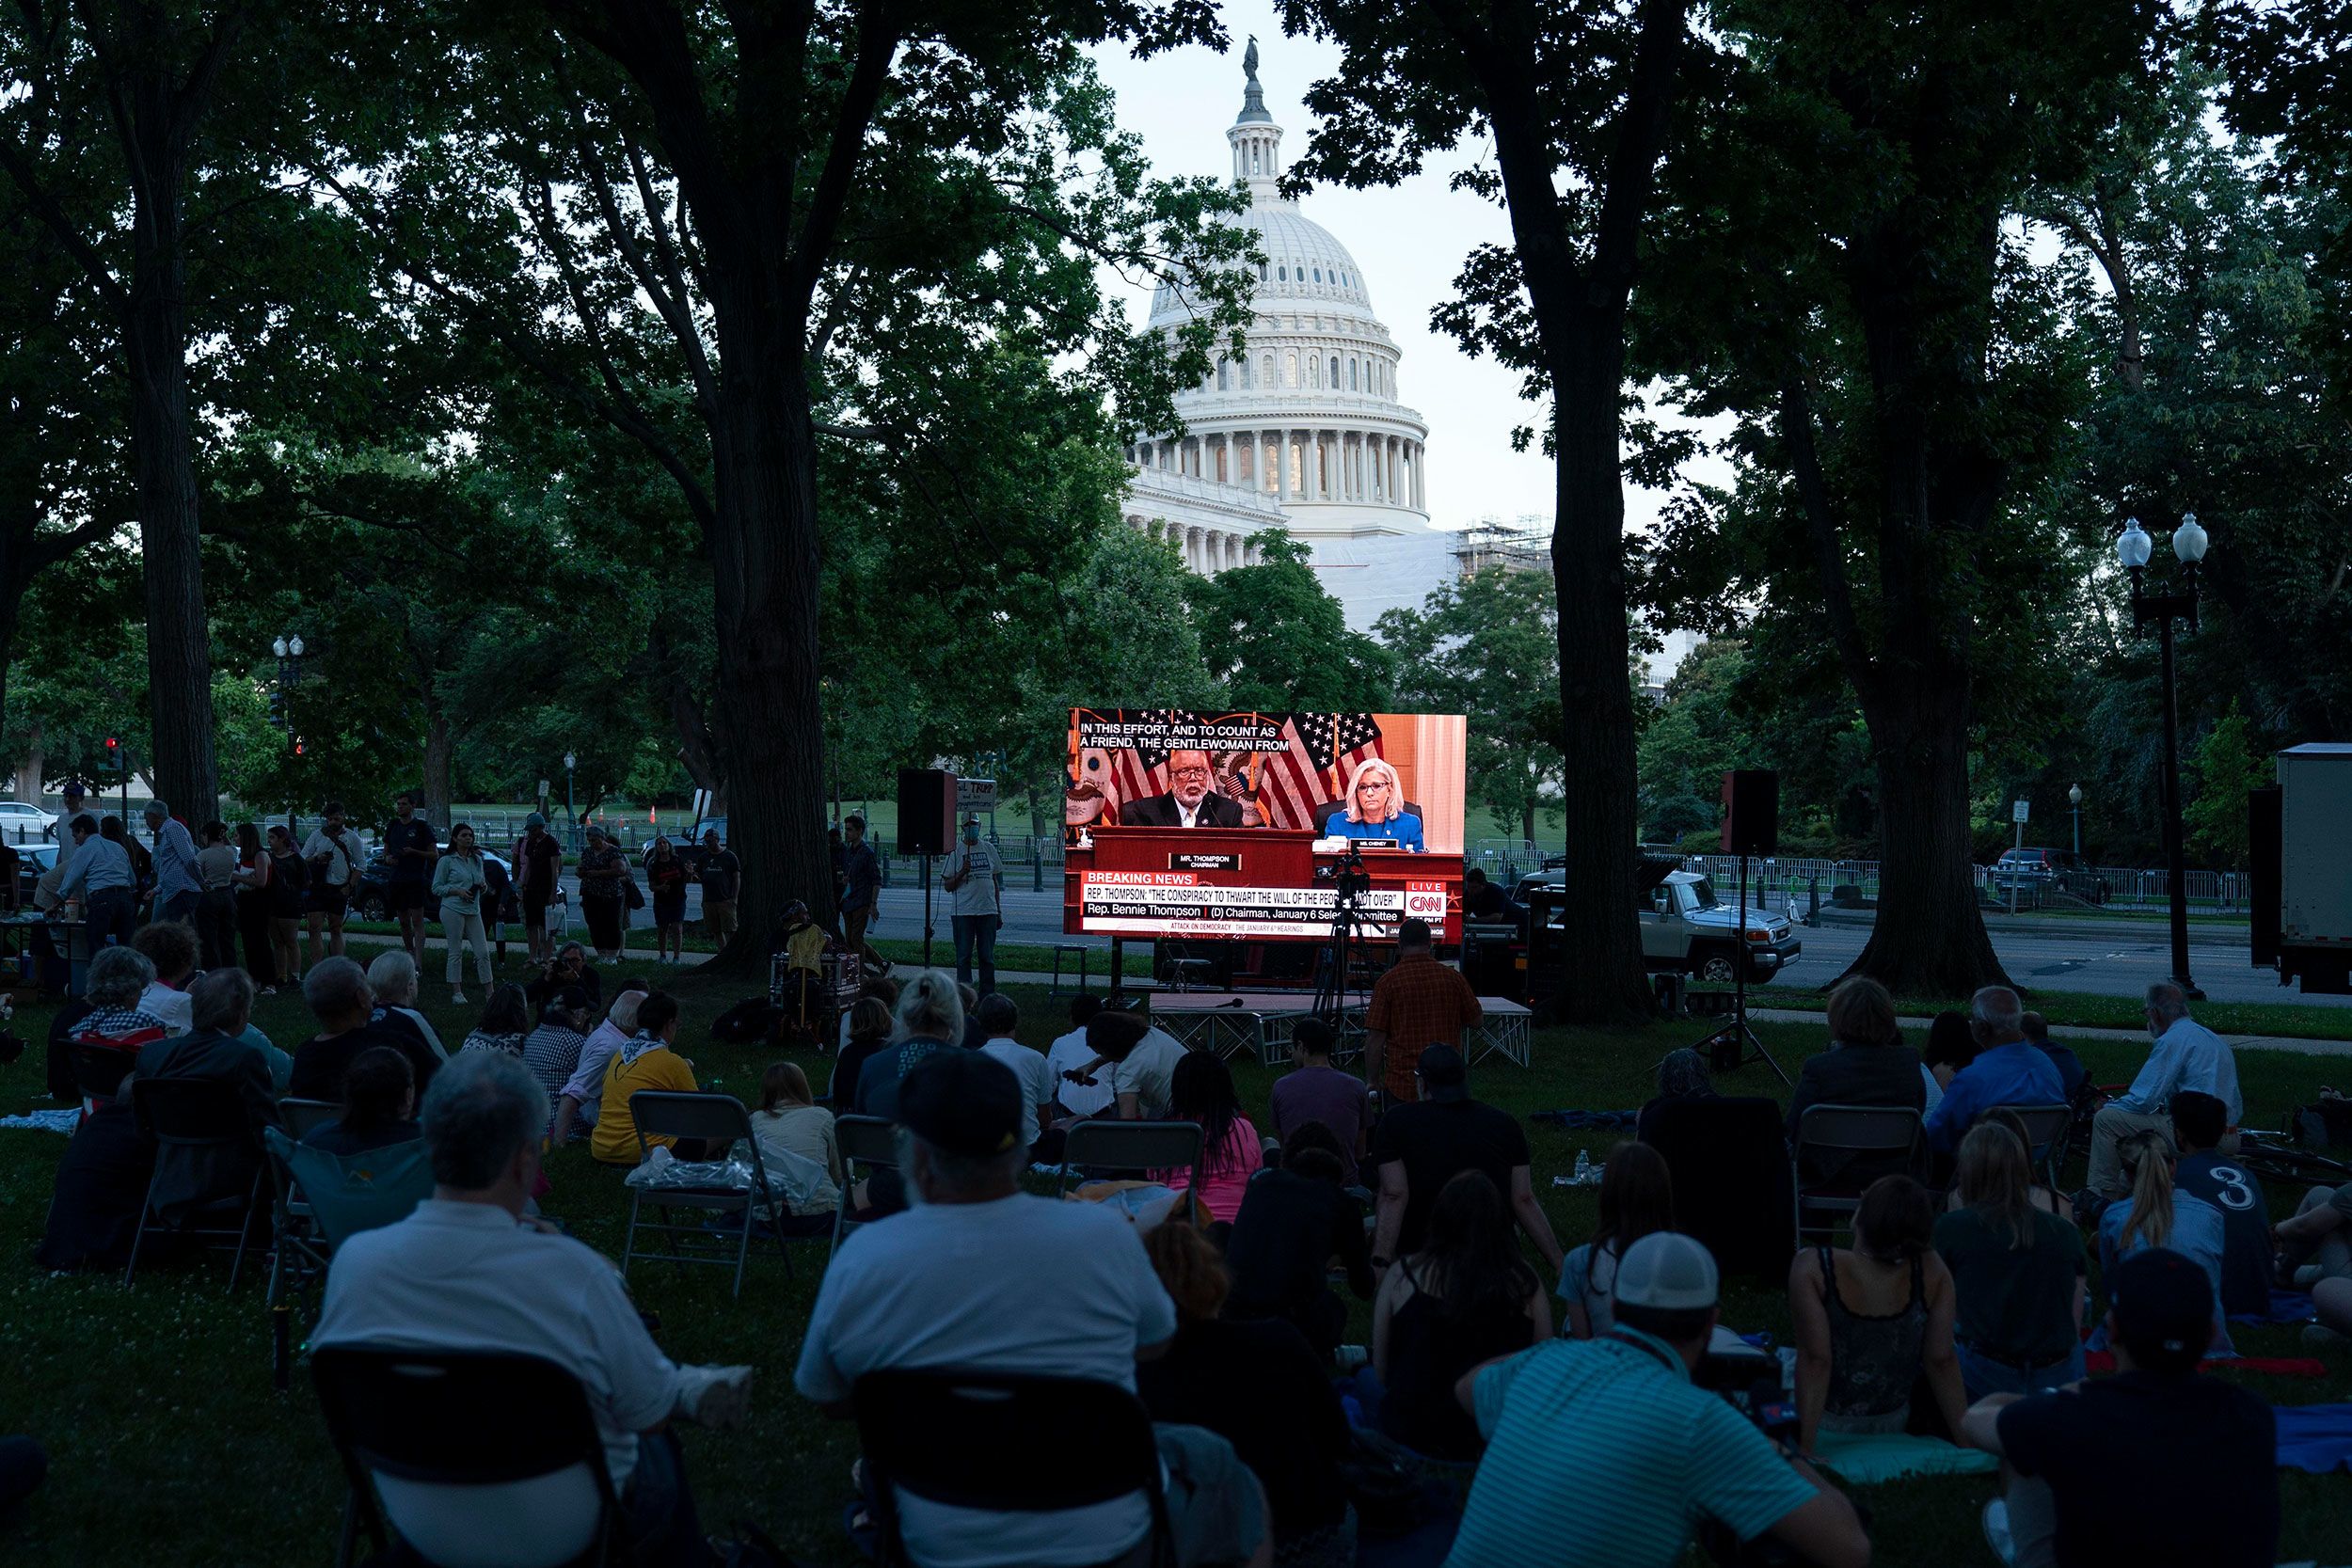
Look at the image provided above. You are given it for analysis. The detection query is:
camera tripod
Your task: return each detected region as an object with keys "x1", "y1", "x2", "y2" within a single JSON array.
[
  {"x1": 1312, "y1": 846, "x2": 1377, "y2": 1031},
  {"x1": 1694, "y1": 852, "x2": 1789, "y2": 1086}
]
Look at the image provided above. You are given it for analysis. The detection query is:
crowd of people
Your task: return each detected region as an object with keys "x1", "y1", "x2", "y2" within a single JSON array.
[{"x1": 3, "y1": 809, "x2": 2322, "y2": 1568}]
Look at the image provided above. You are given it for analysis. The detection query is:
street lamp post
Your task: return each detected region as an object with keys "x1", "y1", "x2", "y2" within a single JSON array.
[
  {"x1": 2118, "y1": 514, "x2": 2208, "y2": 1000},
  {"x1": 564, "y1": 752, "x2": 578, "y2": 834},
  {"x1": 273, "y1": 634, "x2": 307, "y2": 836},
  {"x1": 2069, "y1": 783, "x2": 2082, "y2": 857}
]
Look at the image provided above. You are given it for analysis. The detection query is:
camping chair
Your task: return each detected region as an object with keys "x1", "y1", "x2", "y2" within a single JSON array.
[
  {"x1": 278, "y1": 1097, "x2": 345, "y2": 1141},
  {"x1": 1054, "y1": 1120, "x2": 1206, "y2": 1208},
  {"x1": 619, "y1": 1091, "x2": 789, "y2": 1298},
  {"x1": 122, "y1": 1076, "x2": 264, "y2": 1291},
  {"x1": 312, "y1": 1345, "x2": 621, "y2": 1568},
  {"x1": 262, "y1": 1127, "x2": 434, "y2": 1385},
  {"x1": 67, "y1": 1039, "x2": 138, "y2": 1109},
  {"x1": 1985, "y1": 1103, "x2": 2074, "y2": 1189},
  {"x1": 1793, "y1": 1104, "x2": 1925, "y2": 1240},
  {"x1": 1638, "y1": 1096, "x2": 1795, "y2": 1281},
  {"x1": 831, "y1": 1114, "x2": 901, "y2": 1260},
  {"x1": 853, "y1": 1369, "x2": 1174, "y2": 1568}
]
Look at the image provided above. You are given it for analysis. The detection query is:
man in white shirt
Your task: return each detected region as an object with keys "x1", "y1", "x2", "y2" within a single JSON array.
[
  {"x1": 942, "y1": 814, "x2": 1002, "y2": 993},
  {"x1": 549, "y1": 980, "x2": 651, "y2": 1143},
  {"x1": 973, "y1": 992, "x2": 1054, "y2": 1148},
  {"x1": 2089, "y1": 982, "x2": 2245, "y2": 1196},
  {"x1": 315, "y1": 1051, "x2": 747, "y2": 1566},
  {"x1": 299, "y1": 800, "x2": 367, "y2": 967},
  {"x1": 795, "y1": 1051, "x2": 1265, "y2": 1568},
  {"x1": 1084, "y1": 1006, "x2": 1189, "y2": 1120},
  {"x1": 1044, "y1": 994, "x2": 1116, "y2": 1119}
]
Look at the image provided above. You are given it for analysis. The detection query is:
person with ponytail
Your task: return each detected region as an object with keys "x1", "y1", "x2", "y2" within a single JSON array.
[
  {"x1": 1788, "y1": 1176, "x2": 1969, "y2": 1455},
  {"x1": 1933, "y1": 1123, "x2": 2089, "y2": 1399},
  {"x1": 2099, "y1": 1130, "x2": 2233, "y2": 1357}
]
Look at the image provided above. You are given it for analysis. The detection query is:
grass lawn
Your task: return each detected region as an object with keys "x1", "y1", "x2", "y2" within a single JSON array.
[
  {"x1": 333, "y1": 919, "x2": 1158, "y2": 979},
  {"x1": 3, "y1": 966, "x2": 2348, "y2": 1564},
  {"x1": 1727, "y1": 983, "x2": 2352, "y2": 1042}
]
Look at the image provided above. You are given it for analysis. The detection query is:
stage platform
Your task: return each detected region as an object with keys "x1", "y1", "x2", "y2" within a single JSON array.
[{"x1": 1148, "y1": 990, "x2": 1532, "y2": 1070}]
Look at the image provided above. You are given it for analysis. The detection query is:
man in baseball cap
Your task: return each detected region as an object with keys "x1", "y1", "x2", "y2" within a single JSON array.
[
  {"x1": 1443, "y1": 1231, "x2": 1868, "y2": 1568},
  {"x1": 1964, "y1": 1247, "x2": 2276, "y2": 1568},
  {"x1": 795, "y1": 1047, "x2": 1274, "y2": 1568}
]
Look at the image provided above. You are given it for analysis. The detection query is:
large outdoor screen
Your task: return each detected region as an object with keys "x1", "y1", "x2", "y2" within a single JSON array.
[{"x1": 1062, "y1": 709, "x2": 1468, "y2": 942}]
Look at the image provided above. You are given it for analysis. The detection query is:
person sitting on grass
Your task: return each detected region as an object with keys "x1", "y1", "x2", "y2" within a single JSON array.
[
  {"x1": 458, "y1": 982, "x2": 532, "y2": 1057},
  {"x1": 1224, "y1": 1120, "x2": 1375, "y2": 1361},
  {"x1": 1788, "y1": 1175, "x2": 1970, "y2": 1456},
  {"x1": 364, "y1": 949, "x2": 449, "y2": 1060},
  {"x1": 519, "y1": 987, "x2": 593, "y2": 1111},
  {"x1": 2019, "y1": 1010, "x2": 2087, "y2": 1103},
  {"x1": 1932, "y1": 1123, "x2": 2087, "y2": 1400},
  {"x1": 2166, "y1": 1089, "x2": 2270, "y2": 1319},
  {"x1": 1440, "y1": 1232, "x2": 1871, "y2": 1568},
  {"x1": 1042, "y1": 992, "x2": 1114, "y2": 1119},
  {"x1": 548, "y1": 980, "x2": 650, "y2": 1144},
  {"x1": 1369, "y1": 1044, "x2": 1564, "y2": 1283},
  {"x1": 1370, "y1": 1169, "x2": 1549, "y2": 1464},
  {"x1": 1159, "y1": 1050, "x2": 1263, "y2": 1227},
  {"x1": 1920, "y1": 1008, "x2": 1977, "y2": 1116},
  {"x1": 2097, "y1": 1129, "x2": 2233, "y2": 1359},
  {"x1": 129, "y1": 918, "x2": 200, "y2": 1035},
  {"x1": 852, "y1": 969, "x2": 966, "y2": 1123},
  {"x1": 829, "y1": 997, "x2": 893, "y2": 1107},
  {"x1": 794, "y1": 1049, "x2": 1271, "y2": 1568},
  {"x1": 1066, "y1": 1005, "x2": 1189, "y2": 1121},
  {"x1": 1269, "y1": 1018, "x2": 1370, "y2": 1182},
  {"x1": 1138, "y1": 1221, "x2": 1358, "y2": 1568},
  {"x1": 1942, "y1": 1108, "x2": 2073, "y2": 1222},
  {"x1": 288, "y1": 957, "x2": 439, "y2": 1105},
  {"x1": 314, "y1": 1050, "x2": 751, "y2": 1568},
  {"x1": 1558, "y1": 1141, "x2": 1676, "y2": 1338},
  {"x1": 305, "y1": 1045, "x2": 423, "y2": 1155},
  {"x1": 973, "y1": 992, "x2": 1055, "y2": 1150},
  {"x1": 746, "y1": 1061, "x2": 842, "y2": 1223},
  {"x1": 592, "y1": 992, "x2": 702, "y2": 1166},
  {"x1": 1963, "y1": 1248, "x2": 2276, "y2": 1568},
  {"x1": 834, "y1": 972, "x2": 898, "y2": 1055}
]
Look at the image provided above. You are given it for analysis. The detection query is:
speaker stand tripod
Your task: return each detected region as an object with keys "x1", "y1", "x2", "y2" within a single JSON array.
[
  {"x1": 920, "y1": 852, "x2": 936, "y2": 969},
  {"x1": 1694, "y1": 852, "x2": 1789, "y2": 1086}
]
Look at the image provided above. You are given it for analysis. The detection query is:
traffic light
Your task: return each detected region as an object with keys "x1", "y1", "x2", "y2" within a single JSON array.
[
  {"x1": 99, "y1": 737, "x2": 123, "y2": 774},
  {"x1": 294, "y1": 737, "x2": 305, "y2": 756}
]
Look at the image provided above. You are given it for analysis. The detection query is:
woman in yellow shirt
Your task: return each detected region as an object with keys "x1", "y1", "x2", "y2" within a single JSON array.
[{"x1": 592, "y1": 993, "x2": 700, "y2": 1164}]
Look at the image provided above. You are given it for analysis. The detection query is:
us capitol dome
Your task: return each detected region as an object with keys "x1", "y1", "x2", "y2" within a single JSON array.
[{"x1": 1120, "y1": 45, "x2": 1458, "y2": 630}]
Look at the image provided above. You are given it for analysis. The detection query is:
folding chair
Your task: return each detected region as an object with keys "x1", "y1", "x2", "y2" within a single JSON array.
[
  {"x1": 278, "y1": 1097, "x2": 345, "y2": 1141},
  {"x1": 262, "y1": 1128, "x2": 434, "y2": 1386},
  {"x1": 1054, "y1": 1120, "x2": 1207, "y2": 1206},
  {"x1": 619, "y1": 1091, "x2": 789, "y2": 1298},
  {"x1": 312, "y1": 1345, "x2": 620, "y2": 1568},
  {"x1": 67, "y1": 1039, "x2": 138, "y2": 1109},
  {"x1": 1986, "y1": 1103, "x2": 2074, "y2": 1188},
  {"x1": 853, "y1": 1368, "x2": 1174, "y2": 1568},
  {"x1": 123, "y1": 1077, "x2": 264, "y2": 1291},
  {"x1": 1793, "y1": 1104, "x2": 1925, "y2": 1240},
  {"x1": 832, "y1": 1114, "x2": 901, "y2": 1260}
]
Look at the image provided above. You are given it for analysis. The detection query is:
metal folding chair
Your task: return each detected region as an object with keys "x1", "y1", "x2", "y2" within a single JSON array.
[
  {"x1": 1793, "y1": 1104, "x2": 1925, "y2": 1240},
  {"x1": 312, "y1": 1346, "x2": 618, "y2": 1568},
  {"x1": 1055, "y1": 1120, "x2": 1207, "y2": 1206},
  {"x1": 619, "y1": 1090, "x2": 789, "y2": 1298},
  {"x1": 831, "y1": 1114, "x2": 901, "y2": 1260},
  {"x1": 1986, "y1": 1103, "x2": 2074, "y2": 1189},
  {"x1": 123, "y1": 1076, "x2": 264, "y2": 1291},
  {"x1": 854, "y1": 1369, "x2": 1174, "y2": 1568}
]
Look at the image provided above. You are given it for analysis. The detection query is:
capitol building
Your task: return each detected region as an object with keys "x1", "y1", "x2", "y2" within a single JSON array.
[{"x1": 1120, "y1": 52, "x2": 1461, "y2": 630}]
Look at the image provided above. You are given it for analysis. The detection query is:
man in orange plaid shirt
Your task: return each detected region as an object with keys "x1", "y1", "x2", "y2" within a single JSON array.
[{"x1": 1364, "y1": 918, "x2": 1483, "y2": 1103}]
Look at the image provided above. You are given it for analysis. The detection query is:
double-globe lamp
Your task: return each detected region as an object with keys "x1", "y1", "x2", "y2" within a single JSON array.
[{"x1": 2116, "y1": 513, "x2": 2208, "y2": 999}]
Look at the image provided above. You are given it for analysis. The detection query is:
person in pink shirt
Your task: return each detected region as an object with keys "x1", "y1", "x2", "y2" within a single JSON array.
[{"x1": 1160, "y1": 1052, "x2": 1263, "y2": 1226}]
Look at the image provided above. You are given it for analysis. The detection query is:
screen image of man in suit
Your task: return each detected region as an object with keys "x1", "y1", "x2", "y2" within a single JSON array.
[{"x1": 1124, "y1": 749, "x2": 1246, "y2": 828}]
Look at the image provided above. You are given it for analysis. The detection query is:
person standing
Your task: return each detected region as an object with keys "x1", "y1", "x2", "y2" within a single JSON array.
[
  {"x1": 142, "y1": 800, "x2": 201, "y2": 926},
  {"x1": 301, "y1": 800, "x2": 366, "y2": 969},
  {"x1": 1363, "y1": 918, "x2": 1483, "y2": 1105},
  {"x1": 943, "y1": 813, "x2": 1000, "y2": 993},
  {"x1": 514, "y1": 813, "x2": 564, "y2": 965},
  {"x1": 837, "y1": 814, "x2": 881, "y2": 963},
  {"x1": 230, "y1": 823, "x2": 278, "y2": 992},
  {"x1": 644, "y1": 836, "x2": 688, "y2": 964},
  {"x1": 56, "y1": 814, "x2": 136, "y2": 951},
  {"x1": 383, "y1": 792, "x2": 438, "y2": 966},
  {"x1": 49, "y1": 780, "x2": 86, "y2": 844},
  {"x1": 193, "y1": 822, "x2": 240, "y2": 971},
  {"x1": 432, "y1": 822, "x2": 494, "y2": 1006},
  {"x1": 264, "y1": 825, "x2": 310, "y2": 984},
  {"x1": 576, "y1": 826, "x2": 629, "y2": 962},
  {"x1": 696, "y1": 828, "x2": 739, "y2": 948}
]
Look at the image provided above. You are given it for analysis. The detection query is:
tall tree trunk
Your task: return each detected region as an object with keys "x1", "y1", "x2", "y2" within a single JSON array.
[
  {"x1": 123, "y1": 104, "x2": 219, "y2": 823},
  {"x1": 1851, "y1": 676, "x2": 2006, "y2": 995}
]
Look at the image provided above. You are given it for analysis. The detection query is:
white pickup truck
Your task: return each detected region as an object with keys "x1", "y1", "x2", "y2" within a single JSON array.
[{"x1": 1517, "y1": 860, "x2": 1802, "y2": 983}]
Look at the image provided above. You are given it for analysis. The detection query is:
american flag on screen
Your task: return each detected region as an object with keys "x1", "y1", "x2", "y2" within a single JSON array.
[{"x1": 1249, "y1": 712, "x2": 1385, "y2": 830}]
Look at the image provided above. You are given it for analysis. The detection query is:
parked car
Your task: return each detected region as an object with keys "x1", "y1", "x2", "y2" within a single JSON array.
[
  {"x1": 645, "y1": 816, "x2": 727, "y2": 872},
  {"x1": 0, "y1": 800, "x2": 52, "y2": 843},
  {"x1": 1515, "y1": 859, "x2": 1803, "y2": 983},
  {"x1": 1990, "y1": 847, "x2": 2109, "y2": 904},
  {"x1": 11, "y1": 843, "x2": 58, "y2": 905},
  {"x1": 351, "y1": 846, "x2": 513, "y2": 923}
]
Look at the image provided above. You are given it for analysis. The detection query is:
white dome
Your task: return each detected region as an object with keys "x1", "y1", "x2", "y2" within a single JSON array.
[{"x1": 1149, "y1": 206, "x2": 1373, "y2": 327}]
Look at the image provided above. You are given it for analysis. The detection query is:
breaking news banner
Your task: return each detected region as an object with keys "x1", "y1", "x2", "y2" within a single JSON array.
[
  {"x1": 1063, "y1": 708, "x2": 1468, "y2": 851},
  {"x1": 1077, "y1": 871, "x2": 1453, "y2": 939}
]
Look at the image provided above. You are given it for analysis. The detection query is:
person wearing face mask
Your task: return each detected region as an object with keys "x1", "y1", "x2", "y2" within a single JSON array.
[{"x1": 941, "y1": 814, "x2": 1002, "y2": 994}]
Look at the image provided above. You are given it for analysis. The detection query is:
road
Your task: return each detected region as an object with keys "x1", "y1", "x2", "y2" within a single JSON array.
[{"x1": 548, "y1": 871, "x2": 2339, "y2": 1009}]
